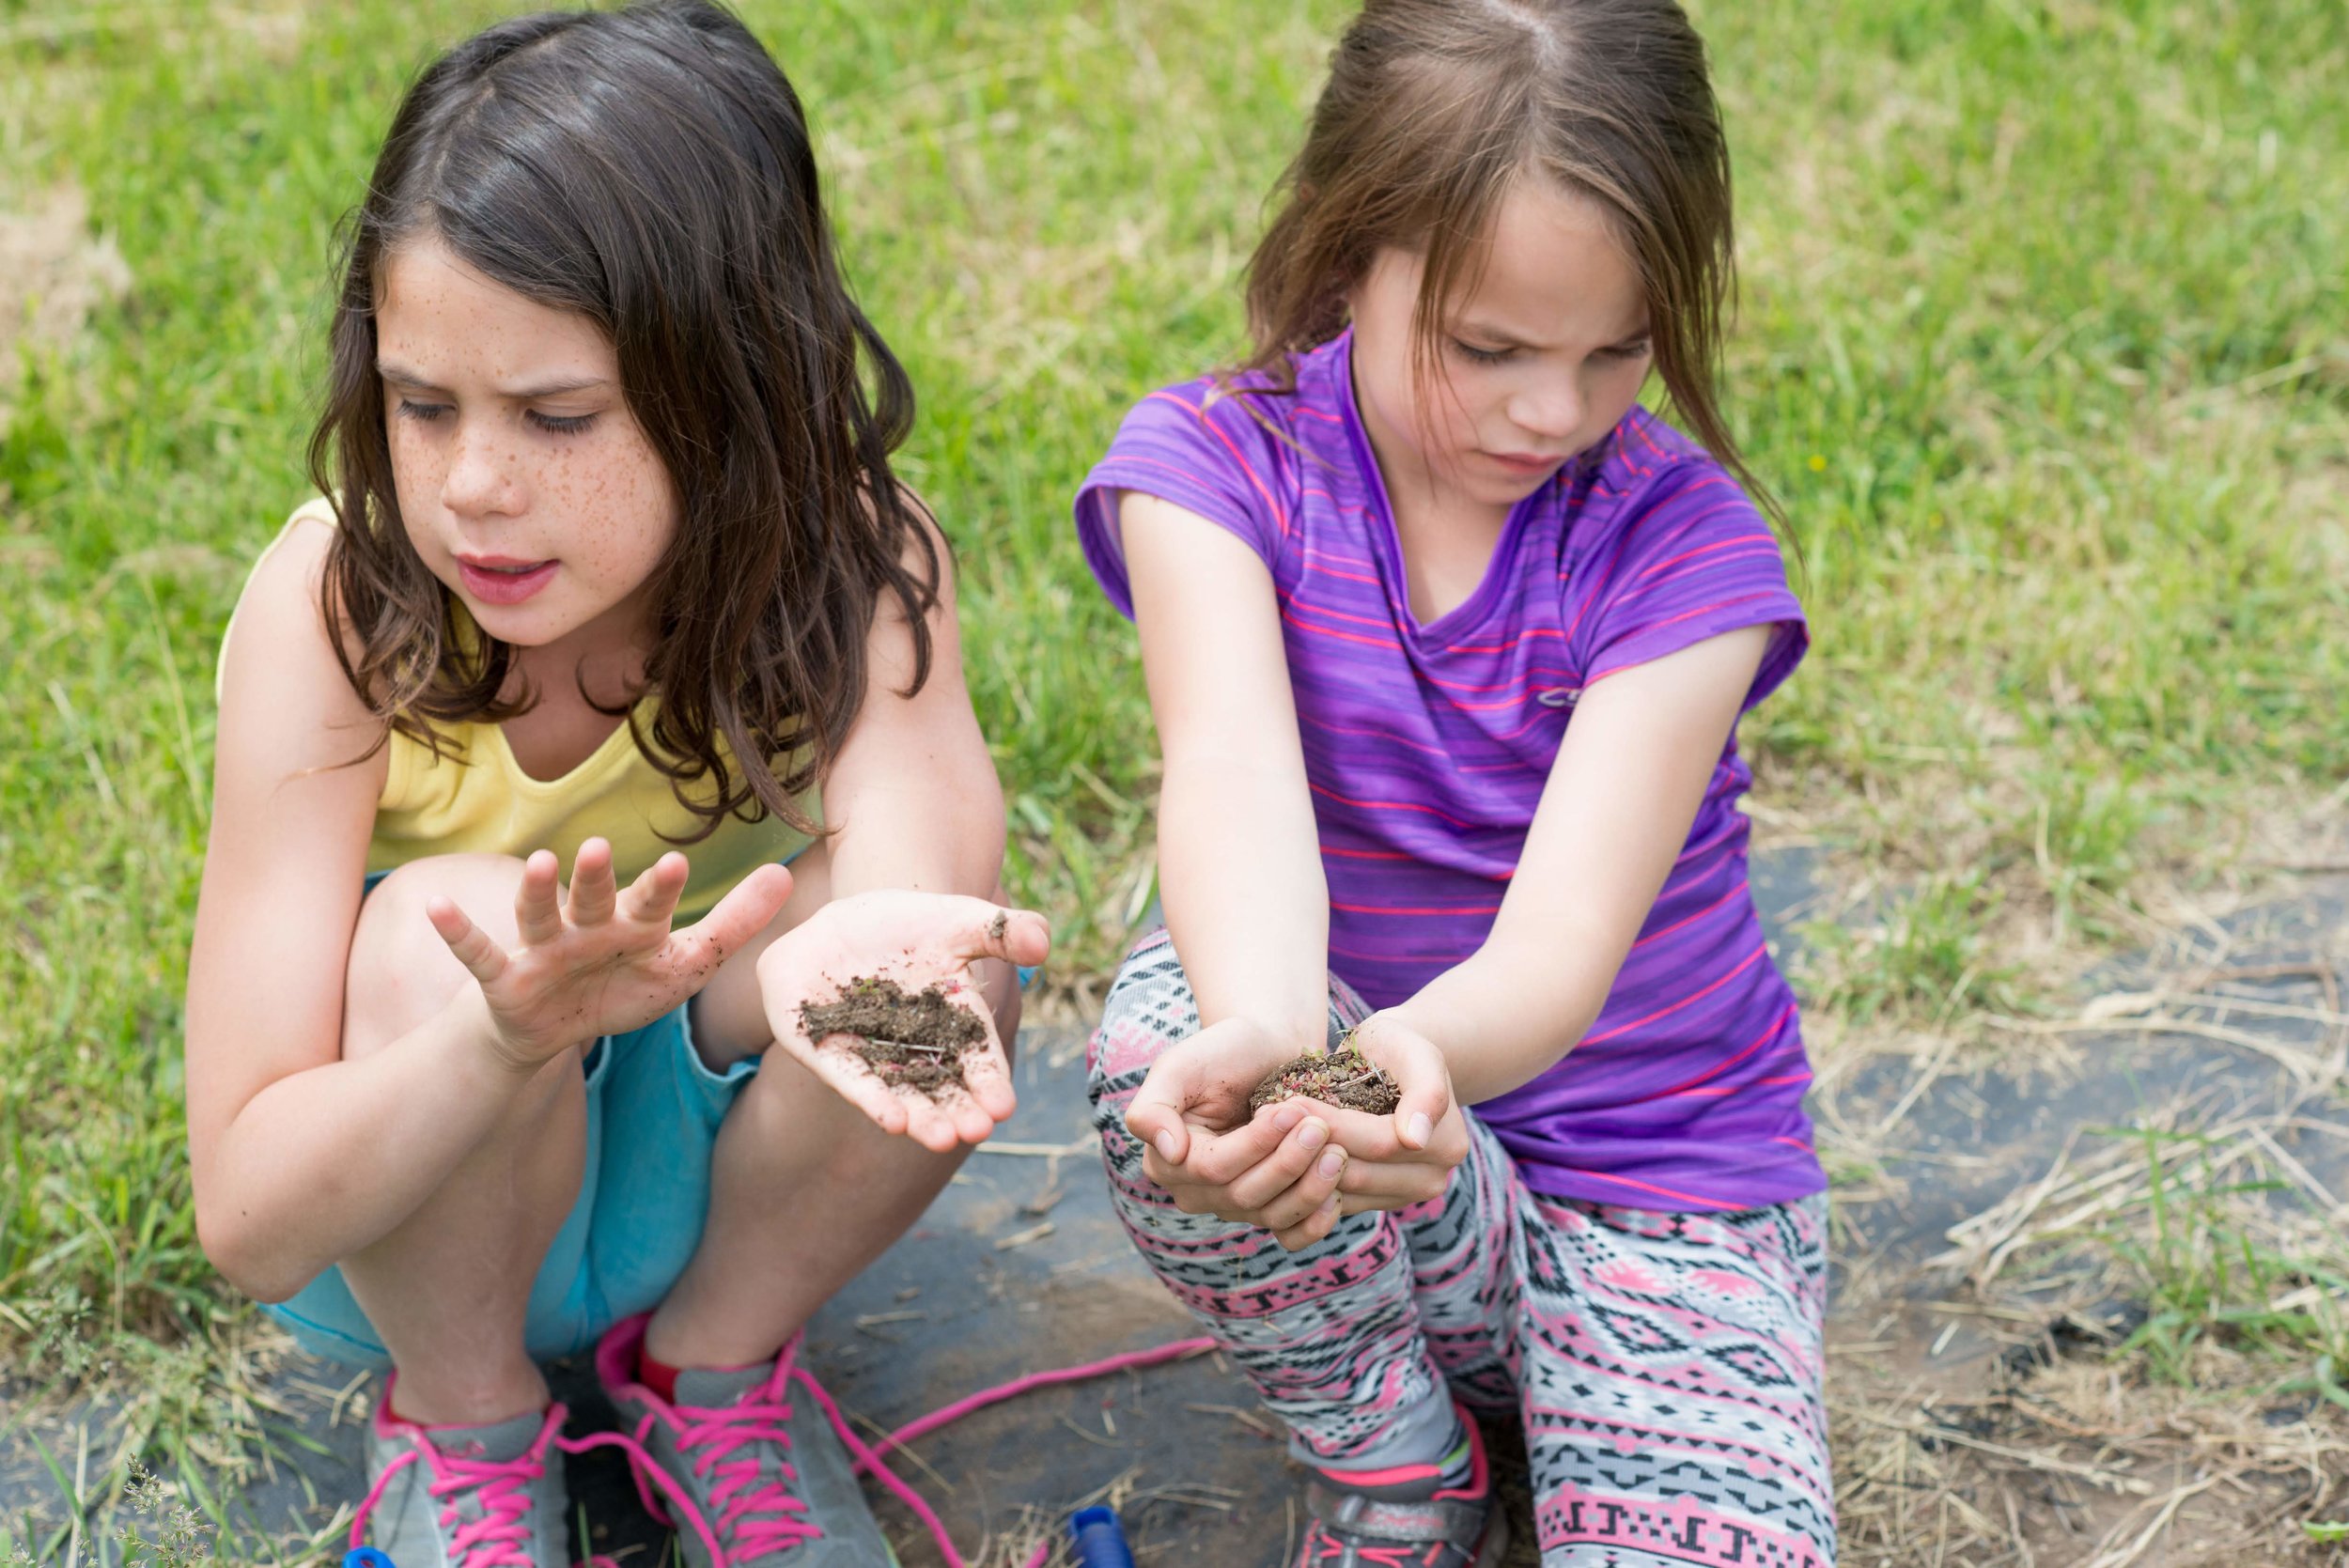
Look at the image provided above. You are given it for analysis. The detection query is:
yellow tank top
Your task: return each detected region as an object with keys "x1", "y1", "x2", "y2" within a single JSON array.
[{"x1": 222, "y1": 500, "x2": 817, "y2": 920}]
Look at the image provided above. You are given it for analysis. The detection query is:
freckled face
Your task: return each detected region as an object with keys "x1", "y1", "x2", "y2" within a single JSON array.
[
  {"x1": 376, "y1": 238, "x2": 677, "y2": 652},
  {"x1": 1347, "y1": 175, "x2": 1653, "y2": 515}
]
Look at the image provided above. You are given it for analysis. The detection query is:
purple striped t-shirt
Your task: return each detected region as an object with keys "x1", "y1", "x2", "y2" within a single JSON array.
[{"x1": 1074, "y1": 330, "x2": 1824, "y2": 1212}]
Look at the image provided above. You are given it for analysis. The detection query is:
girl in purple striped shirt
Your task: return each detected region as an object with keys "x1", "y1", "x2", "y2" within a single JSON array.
[{"x1": 1075, "y1": 3, "x2": 1833, "y2": 1563}]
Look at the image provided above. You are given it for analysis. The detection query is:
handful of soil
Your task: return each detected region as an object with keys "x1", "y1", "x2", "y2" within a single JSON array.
[
  {"x1": 1249, "y1": 1044, "x2": 1402, "y2": 1116},
  {"x1": 800, "y1": 976, "x2": 988, "y2": 1099}
]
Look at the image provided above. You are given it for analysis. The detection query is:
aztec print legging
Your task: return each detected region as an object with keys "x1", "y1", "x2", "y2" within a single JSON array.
[{"x1": 1087, "y1": 929, "x2": 1836, "y2": 1568}]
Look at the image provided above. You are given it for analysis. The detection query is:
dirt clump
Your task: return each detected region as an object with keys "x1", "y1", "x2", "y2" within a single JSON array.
[
  {"x1": 801, "y1": 976, "x2": 988, "y2": 1098},
  {"x1": 1250, "y1": 1044, "x2": 1401, "y2": 1115}
]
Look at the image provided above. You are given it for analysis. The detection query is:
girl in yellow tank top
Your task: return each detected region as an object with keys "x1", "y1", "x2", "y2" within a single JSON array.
[{"x1": 184, "y1": 6, "x2": 1049, "y2": 1557}]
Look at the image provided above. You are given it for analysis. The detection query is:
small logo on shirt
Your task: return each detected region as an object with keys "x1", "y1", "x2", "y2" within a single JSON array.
[{"x1": 1537, "y1": 687, "x2": 1581, "y2": 709}]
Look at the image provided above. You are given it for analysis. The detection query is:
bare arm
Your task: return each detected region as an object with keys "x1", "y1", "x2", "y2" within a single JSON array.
[
  {"x1": 184, "y1": 520, "x2": 532, "y2": 1301},
  {"x1": 1103, "y1": 490, "x2": 1372, "y2": 1229},
  {"x1": 817, "y1": 510, "x2": 1009, "y2": 904},
  {"x1": 1384, "y1": 624, "x2": 1772, "y2": 1104},
  {"x1": 692, "y1": 505, "x2": 1048, "y2": 1147},
  {"x1": 1124, "y1": 490, "x2": 1330, "y2": 1053}
]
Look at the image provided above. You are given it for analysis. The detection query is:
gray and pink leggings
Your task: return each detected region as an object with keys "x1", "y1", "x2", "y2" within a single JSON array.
[{"x1": 1087, "y1": 929, "x2": 1835, "y2": 1567}]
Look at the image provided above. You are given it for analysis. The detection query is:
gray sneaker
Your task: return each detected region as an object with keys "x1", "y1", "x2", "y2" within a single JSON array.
[
  {"x1": 1291, "y1": 1406, "x2": 1509, "y2": 1568},
  {"x1": 353, "y1": 1390, "x2": 569, "y2": 1567},
  {"x1": 596, "y1": 1313, "x2": 900, "y2": 1566}
]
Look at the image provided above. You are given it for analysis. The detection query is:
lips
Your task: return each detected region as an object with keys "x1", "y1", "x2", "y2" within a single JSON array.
[
  {"x1": 1483, "y1": 450, "x2": 1568, "y2": 476},
  {"x1": 456, "y1": 555, "x2": 558, "y2": 606}
]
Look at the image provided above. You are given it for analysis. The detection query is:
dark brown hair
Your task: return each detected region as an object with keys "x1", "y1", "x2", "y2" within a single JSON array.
[
  {"x1": 1239, "y1": 0, "x2": 1776, "y2": 520},
  {"x1": 309, "y1": 0, "x2": 936, "y2": 837}
]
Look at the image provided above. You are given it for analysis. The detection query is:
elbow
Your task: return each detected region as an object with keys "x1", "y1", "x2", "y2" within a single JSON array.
[{"x1": 195, "y1": 1199, "x2": 314, "y2": 1305}]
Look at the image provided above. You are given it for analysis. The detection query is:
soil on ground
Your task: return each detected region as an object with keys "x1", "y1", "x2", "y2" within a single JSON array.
[
  {"x1": 1249, "y1": 1044, "x2": 1403, "y2": 1115},
  {"x1": 801, "y1": 975, "x2": 989, "y2": 1097}
]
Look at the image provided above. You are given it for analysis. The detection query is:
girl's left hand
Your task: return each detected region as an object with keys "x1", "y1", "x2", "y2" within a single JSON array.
[
  {"x1": 1259, "y1": 1010, "x2": 1471, "y2": 1248},
  {"x1": 756, "y1": 890, "x2": 1050, "y2": 1152}
]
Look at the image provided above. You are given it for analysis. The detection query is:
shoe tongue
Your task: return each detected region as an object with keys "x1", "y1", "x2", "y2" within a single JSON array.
[
  {"x1": 429, "y1": 1407, "x2": 546, "y2": 1464},
  {"x1": 676, "y1": 1358, "x2": 777, "y2": 1408}
]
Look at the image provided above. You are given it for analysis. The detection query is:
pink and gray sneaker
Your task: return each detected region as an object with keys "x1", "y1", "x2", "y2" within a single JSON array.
[
  {"x1": 596, "y1": 1313, "x2": 901, "y2": 1566},
  {"x1": 353, "y1": 1389, "x2": 571, "y2": 1568},
  {"x1": 353, "y1": 1375, "x2": 732, "y2": 1568},
  {"x1": 1294, "y1": 1407, "x2": 1509, "y2": 1568}
]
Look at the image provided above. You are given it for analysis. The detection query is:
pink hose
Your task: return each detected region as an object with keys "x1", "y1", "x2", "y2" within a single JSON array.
[
  {"x1": 355, "y1": 1337, "x2": 1221, "y2": 1567},
  {"x1": 840, "y1": 1335, "x2": 1218, "y2": 1567}
]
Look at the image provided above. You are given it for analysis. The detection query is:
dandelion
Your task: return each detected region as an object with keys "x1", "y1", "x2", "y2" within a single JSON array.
[{"x1": 1806, "y1": 453, "x2": 1828, "y2": 473}]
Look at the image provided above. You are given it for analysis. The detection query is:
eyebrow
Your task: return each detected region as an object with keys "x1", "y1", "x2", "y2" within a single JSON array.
[{"x1": 377, "y1": 362, "x2": 611, "y2": 399}]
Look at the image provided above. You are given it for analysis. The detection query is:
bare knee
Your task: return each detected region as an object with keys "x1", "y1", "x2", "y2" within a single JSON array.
[
  {"x1": 342, "y1": 854, "x2": 531, "y2": 1061},
  {"x1": 725, "y1": 1041, "x2": 957, "y2": 1187}
]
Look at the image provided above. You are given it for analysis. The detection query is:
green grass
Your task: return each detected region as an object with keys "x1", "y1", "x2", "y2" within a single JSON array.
[
  {"x1": 1793, "y1": 869, "x2": 2019, "y2": 1027},
  {"x1": 2, "y1": 0, "x2": 2345, "y2": 1501},
  {"x1": 2101, "y1": 1128, "x2": 2349, "y2": 1389}
]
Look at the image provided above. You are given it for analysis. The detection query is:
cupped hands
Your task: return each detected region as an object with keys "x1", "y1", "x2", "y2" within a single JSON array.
[{"x1": 1127, "y1": 1009, "x2": 1470, "y2": 1251}]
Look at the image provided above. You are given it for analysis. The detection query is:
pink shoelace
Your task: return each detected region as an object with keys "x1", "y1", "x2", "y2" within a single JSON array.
[
  {"x1": 351, "y1": 1407, "x2": 727, "y2": 1568},
  {"x1": 356, "y1": 1336, "x2": 1215, "y2": 1568},
  {"x1": 350, "y1": 1439, "x2": 541, "y2": 1568},
  {"x1": 666, "y1": 1390, "x2": 816, "y2": 1549},
  {"x1": 620, "y1": 1343, "x2": 818, "y2": 1558},
  {"x1": 617, "y1": 1339, "x2": 1003, "y2": 1565}
]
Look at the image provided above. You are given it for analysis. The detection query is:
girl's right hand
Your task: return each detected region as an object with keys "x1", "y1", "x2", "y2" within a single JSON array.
[
  {"x1": 428, "y1": 838, "x2": 794, "y2": 1073},
  {"x1": 1127, "y1": 1017, "x2": 1357, "y2": 1250}
]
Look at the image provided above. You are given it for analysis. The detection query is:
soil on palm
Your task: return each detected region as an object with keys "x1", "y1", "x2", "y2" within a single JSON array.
[
  {"x1": 801, "y1": 976, "x2": 988, "y2": 1098},
  {"x1": 1249, "y1": 1045, "x2": 1402, "y2": 1115}
]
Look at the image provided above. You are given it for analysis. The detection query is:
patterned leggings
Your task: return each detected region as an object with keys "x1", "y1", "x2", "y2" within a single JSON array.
[{"x1": 1087, "y1": 930, "x2": 1836, "y2": 1567}]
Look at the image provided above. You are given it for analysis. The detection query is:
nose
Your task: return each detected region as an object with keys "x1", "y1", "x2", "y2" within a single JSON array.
[
  {"x1": 439, "y1": 419, "x2": 523, "y2": 520},
  {"x1": 1505, "y1": 375, "x2": 1583, "y2": 445}
]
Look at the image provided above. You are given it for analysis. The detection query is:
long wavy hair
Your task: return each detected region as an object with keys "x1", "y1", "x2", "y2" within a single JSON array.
[
  {"x1": 1237, "y1": 0, "x2": 1778, "y2": 522},
  {"x1": 309, "y1": 0, "x2": 936, "y2": 838}
]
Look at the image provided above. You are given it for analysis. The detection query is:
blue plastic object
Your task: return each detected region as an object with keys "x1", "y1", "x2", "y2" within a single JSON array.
[
  {"x1": 1067, "y1": 1505, "x2": 1136, "y2": 1568},
  {"x1": 343, "y1": 1551, "x2": 396, "y2": 1568}
]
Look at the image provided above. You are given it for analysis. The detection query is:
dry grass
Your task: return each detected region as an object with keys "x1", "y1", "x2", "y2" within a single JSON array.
[
  {"x1": 1821, "y1": 922, "x2": 2349, "y2": 1564},
  {"x1": 1833, "y1": 1347, "x2": 2349, "y2": 1568}
]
